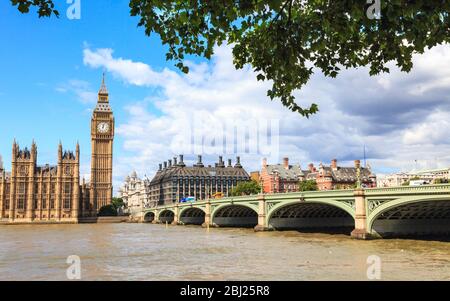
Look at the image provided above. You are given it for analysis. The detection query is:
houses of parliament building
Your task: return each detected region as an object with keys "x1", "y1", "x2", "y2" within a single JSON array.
[{"x1": 0, "y1": 75, "x2": 114, "y2": 223}]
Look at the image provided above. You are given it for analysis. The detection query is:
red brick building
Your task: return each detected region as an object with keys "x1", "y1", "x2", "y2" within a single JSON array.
[
  {"x1": 260, "y1": 158, "x2": 308, "y2": 193},
  {"x1": 312, "y1": 159, "x2": 377, "y2": 190},
  {"x1": 260, "y1": 158, "x2": 376, "y2": 193}
]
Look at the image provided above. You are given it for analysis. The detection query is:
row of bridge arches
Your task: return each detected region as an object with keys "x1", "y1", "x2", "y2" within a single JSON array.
[{"x1": 144, "y1": 199, "x2": 450, "y2": 238}]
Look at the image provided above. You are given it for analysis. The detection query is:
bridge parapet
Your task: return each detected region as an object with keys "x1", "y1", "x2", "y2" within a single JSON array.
[{"x1": 365, "y1": 184, "x2": 450, "y2": 195}]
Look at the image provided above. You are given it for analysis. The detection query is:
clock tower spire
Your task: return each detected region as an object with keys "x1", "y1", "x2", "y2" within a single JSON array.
[{"x1": 89, "y1": 73, "x2": 114, "y2": 216}]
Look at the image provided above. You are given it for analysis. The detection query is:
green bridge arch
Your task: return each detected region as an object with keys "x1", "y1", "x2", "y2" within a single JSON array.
[
  {"x1": 266, "y1": 199, "x2": 355, "y2": 231},
  {"x1": 267, "y1": 199, "x2": 356, "y2": 220},
  {"x1": 211, "y1": 203, "x2": 259, "y2": 228},
  {"x1": 179, "y1": 205, "x2": 206, "y2": 217},
  {"x1": 367, "y1": 195, "x2": 450, "y2": 236}
]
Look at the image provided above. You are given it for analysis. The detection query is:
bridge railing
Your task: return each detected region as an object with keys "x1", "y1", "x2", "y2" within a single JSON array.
[{"x1": 365, "y1": 184, "x2": 450, "y2": 195}]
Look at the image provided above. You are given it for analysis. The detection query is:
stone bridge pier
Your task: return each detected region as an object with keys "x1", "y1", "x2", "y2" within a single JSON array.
[{"x1": 350, "y1": 188, "x2": 370, "y2": 239}]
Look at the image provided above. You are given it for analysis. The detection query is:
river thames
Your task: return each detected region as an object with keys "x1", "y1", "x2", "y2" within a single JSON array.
[{"x1": 0, "y1": 224, "x2": 449, "y2": 281}]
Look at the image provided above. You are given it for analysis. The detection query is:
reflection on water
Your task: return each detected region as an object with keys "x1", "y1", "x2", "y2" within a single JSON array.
[{"x1": 0, "y1": 224, "x2": 449, "y2": 281}]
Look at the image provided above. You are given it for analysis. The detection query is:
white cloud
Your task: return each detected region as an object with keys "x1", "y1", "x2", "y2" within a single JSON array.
[
  {"x1": 56, "y1": 79, "x2": 97, "y2": 104},
  {"x1": 82, "y1": 43, "x2": 450, "y2": 187},
  {"x1": 402, "y1": 111, "x2": 450, "y2": 145},
  {"x1": 83, "y1": 48, "x2": 178, "y2": 86}
]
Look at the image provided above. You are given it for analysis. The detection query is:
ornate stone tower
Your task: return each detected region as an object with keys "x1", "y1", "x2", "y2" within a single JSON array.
[{"x1": 90, "y1": 74, "x2": 114, "y2": 215}]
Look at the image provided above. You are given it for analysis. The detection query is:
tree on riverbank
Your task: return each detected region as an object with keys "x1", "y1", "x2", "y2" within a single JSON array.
[
  {"x1": 230, "y1": 180, "x2": 261, "y2": 196},
  {"x1": 112, "y1": 197, "x2": 125, "y2": 210},
  {"x1": 11, "y1": 0, "x2": 450, "y2": 117},
  {"x1": 299, "y1": 180, "x2": 318, "y2": 192},
  {"x1": 98, "y1": 204, "x2": 118, "y2": 217}
]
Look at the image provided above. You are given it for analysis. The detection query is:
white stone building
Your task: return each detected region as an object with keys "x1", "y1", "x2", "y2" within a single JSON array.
[
  {"x1": 377, "y1": 168, "x2": 450, "y2": 187},
  {"x1": 118, "y1": 171, "x2": 156, "y2": 215}
]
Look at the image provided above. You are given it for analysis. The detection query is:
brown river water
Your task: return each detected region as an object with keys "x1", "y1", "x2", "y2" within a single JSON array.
[{"x1": 0, "y1": 223, "x2": 449, "y2": 281}]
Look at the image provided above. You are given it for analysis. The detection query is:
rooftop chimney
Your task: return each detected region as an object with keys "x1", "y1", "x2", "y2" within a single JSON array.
[
  {"x1": 235, "y1": 156, "x2": 242, "y2": 168},
  {"x1": 159, "y1": 164, "x2": 162, "y2": 171},
  {"x1": 283, "y1": 157, "x2": 289, "y2": 170},
  {"x1": 228, "y1": 159, "x2": 232, "y2": 167},
  {"x1": 163, "y1": 161, "x2": 167, "y2": 169},
  {"x1": 168, "y1": 159, "x2": 172, "y2": 167},
  {"x1": 194, "y1": 155, "x2": 204, "y2": 167},
  {"x1": 179, "y1": 154, "x2": 185, "y2": 167},
  {"x1": 354, "y1": 160, "x2": 361, "y2": 169},
  {"x1": 262, "y1": 158, "x2": 267, "y2": 168},
  {"x1": 308, "y1": 163, "x2": 315, "y2": 172},
  {"x1": 331, "y1": 159, "x2": 337, "y2": 170},
  {"x1": 218, "y1": 156, "x2": 225, "y2": 168},
  {"x1": 173, "y1": 157, "x2": 178, "y2": 165}
]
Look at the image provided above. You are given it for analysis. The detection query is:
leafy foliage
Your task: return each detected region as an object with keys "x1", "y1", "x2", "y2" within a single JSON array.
[
  {"x1": 298, "y1": 179, "x2": 318, "y2": 191},
  {"x1": 12, "y1": 1, "x2": 450, "y2": 116},
  {"x1": 112, "y1": 197, "x2": 125, "y2": 210},
  {"x1": 129, "y1": 0, "x2": 450, "y2": 116},
  {"x1": 98, "y1": 204, "x2": 118, "y2": 217},
  {"x1": 230, "y1": 180, "x2": 261, "y2": 196},
  {"x1": 11, "y1": 0, "x2": 59, "y2": 17}
]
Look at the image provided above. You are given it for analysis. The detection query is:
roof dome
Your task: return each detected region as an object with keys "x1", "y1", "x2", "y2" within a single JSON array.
[{"x1": 131, "y1": 170, "x2": 138, "y2": 178}]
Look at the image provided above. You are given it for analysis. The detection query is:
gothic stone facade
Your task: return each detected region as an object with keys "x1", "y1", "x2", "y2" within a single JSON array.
[
  {"x1": 149, "y1": 155, "x2": 250, "y2": 206},
  {"x1": 0, "y1": 76, "x2": 114, "y2": 223}
]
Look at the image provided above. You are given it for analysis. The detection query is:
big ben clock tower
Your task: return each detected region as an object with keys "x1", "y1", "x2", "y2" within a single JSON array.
[{"x1": 90, "y1": 74, "x2": 114, "y2": 214}]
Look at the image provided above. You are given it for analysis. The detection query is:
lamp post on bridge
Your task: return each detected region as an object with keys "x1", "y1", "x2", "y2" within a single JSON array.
[
  {"x1": 351, "y1": 159, "x2": 371, "y2": 239},
  {"x1": 355, "y1": 159, "x2": 362, "y2": 189}
]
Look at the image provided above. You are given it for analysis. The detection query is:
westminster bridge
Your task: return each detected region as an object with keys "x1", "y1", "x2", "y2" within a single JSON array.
[{"x1": 138, "y1": 184, "x2": 450, "y2": 239}]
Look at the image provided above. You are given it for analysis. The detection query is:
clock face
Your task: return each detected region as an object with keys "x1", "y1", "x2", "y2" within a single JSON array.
[{"x1": 97, "y1": 122, "x2": 109, "y2": 133}]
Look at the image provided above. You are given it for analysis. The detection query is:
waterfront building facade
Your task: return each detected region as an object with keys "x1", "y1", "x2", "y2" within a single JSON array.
[
  {"x1": 313, "y1": 159, "x2": 377, "y2": 190},
  {"x1": 119, "y1": 171, "x2": 155, "y2": 215},
  {"x1": 260, "y1": 158, "x2": 376, "y2": 193},
  {"x1": 260, "y1": 158, "x2": 307, "y2": 193},
  {"x1": 0, "y1": 142, "x2": 81, "y2": 222},
  {"x1": 0, "y1": 76, "x2": 114, "y2": 223},
  {"x1": 377, "y1": 168, "x2": 450, "y2": 187},
  {"x1": 148, "y1": 155, "x2": 250, "y2": 206},
  {"x1": 250, "y1": 171, "x2": 261, "y2": 184}
]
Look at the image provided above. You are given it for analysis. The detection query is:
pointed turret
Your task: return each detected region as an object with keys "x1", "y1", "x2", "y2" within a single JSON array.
[
  {"x1": 98, "y1": 72, "x2": 109, "y2": 97},
  {"x1": 31, "y1": 139, "x2": 37, "y2": 159},
  {"x1": 76, "y1": 141, "x2": 80, "y2": 161},
  {"x1": 12, "y1": 139, "x2": 18, "y2": 159},
  {"x1": 58, "y1": 141, "x2": 63, "y2": 161},
  {"x1": 95, "y1": 73, "x2": 111, "y2": 111}
]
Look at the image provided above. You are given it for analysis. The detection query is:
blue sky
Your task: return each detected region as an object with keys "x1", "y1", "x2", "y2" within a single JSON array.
[
  {"x1": 0, "y1": 1, "x2": 173, "y2": 172},
  {"x1": 1, "y1": 1, "x2": 450, "y2": 191}
]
